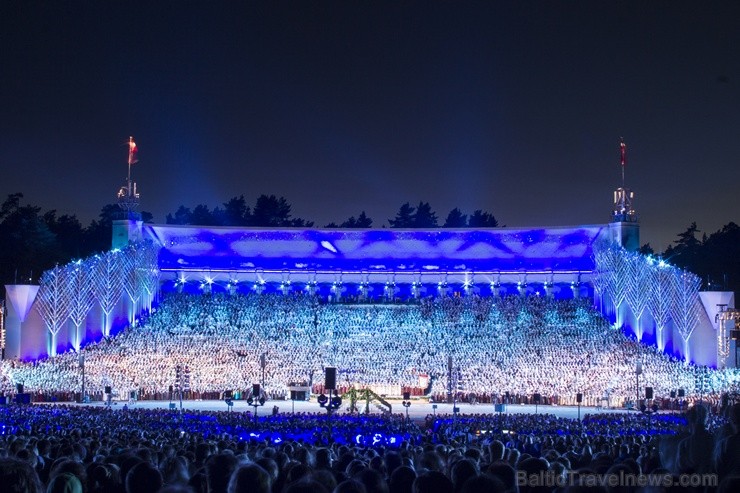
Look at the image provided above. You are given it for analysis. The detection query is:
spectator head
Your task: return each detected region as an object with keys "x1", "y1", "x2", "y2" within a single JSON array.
[
  {"x1": 488, "y1": 441, "x2": 505, "y2": 462},
  {"x1": 334, "y1": 479, "x2": 367, "y2": 493},
  {"x1": 49, "y1": 460, "x2": 87, "y2": 493},
  {"x1": 205, "y1": 453, "x2": 238, "y2": 493},
  {"x1": 418, "y1": 452, "x2": 444, "y2": 473},
  {"x1": 126, "y1": 461, "x2": 163, "y2": 493},
  {"x1": 412, "y1": 470, "x2": 453, "y2": 493},
  {"x1": 0, "y1": 457, "x2": 43, "y2": 493},
  {"x1": 315, "y1": 448, "x2": 333, "y2": 470},
  {"x1": 355, "y1": 468, "x2": 389, "y2": 493},
  {"x1": 389, "y1": 466, "x2": 416, "y2": 493},
  {"x1": 283, "y1": 478, "x2": 329, "y2": 493},
  {"x1": 254, "y1": 457, "x2": 278, "y2": 483},
  {"x1": 227, "y1": 463, "x2": 271, "y2": 493},
  {"x1": 486, "y1": 462, "x2": 517, "y2": 493},
  {"x1": 47, "y1": 472, "x2": 83, "y2": 493},
  {"x1": 384, "y1": 451, "x2": 403, "y2": 476},
  {"x1": 450, "y1": 459, "x2": 479, "y2": 492},
  {"x1": 459, "y1": 474, "x2": 506, "y2": 493},
  {"x1": 346, "y1": 459, "x2": 367, "y2": 478},
  {"x1": 161, "y1": 456, "x2": 190, "y2": 486}
]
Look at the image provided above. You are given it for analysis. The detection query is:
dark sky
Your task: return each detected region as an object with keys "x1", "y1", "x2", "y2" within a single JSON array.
[{"x1": 2, "y1": 1, "x2": 739, "y2": 251}]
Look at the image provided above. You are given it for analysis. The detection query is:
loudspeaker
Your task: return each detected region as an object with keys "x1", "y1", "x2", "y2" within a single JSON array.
[
  {"x1": 105, "y1": 386, "x2": 112, "y2": 394},
  {"x1": 16, "y1": 384, "x2": 23, "y2": 394},
  {"x1": 169, "y1": 385, "x2": 173, "y2": 394},
  {"x1": 576, "y1": 393, "x2": 583, "y2": 403},
  {"x1": 325, "y1": 367, "x2": 337, "y2": 391},
  {"x1": 678, "y1": 389, "x2": 685, "y2": 398},
  {"x1": 224, "y1": 390, "x2": 233, "y2": 399},
  {"x1": 636, "y1": 362, "x2": 643, "y2": 375},
  {"x1": 670, "y1": 390, "x2": 676, "y2": 399},
  {"x1": 645, "y1": 387, "x2": 653, "y2": 400},
  {"x1": 15, "y1": 393, "x2": 31, "y2": 404},
  {"x1": 252, "y1": 384, "x2": 261, "y2": 396},
  {"x1": 403, "y1": 391, "x2": 411, "y2": 401},
  {"x1": 533, "y1": 393, "x2": 541, "y2": 403},
  {"x1": 730, "y1": 330, "x2": 740, "y2": 340}
]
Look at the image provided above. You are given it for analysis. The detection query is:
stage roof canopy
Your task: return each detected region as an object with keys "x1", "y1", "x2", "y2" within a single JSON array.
[{"x1": 144, "y1": 224, "x2": 610, "y2": 278}]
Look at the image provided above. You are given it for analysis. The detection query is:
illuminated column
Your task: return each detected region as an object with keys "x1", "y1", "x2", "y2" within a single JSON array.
[
  {"x1": 35, "y1": 265, "x2": 73, "y2": 357},
  {"x1": 91, "y1": 251, "x2": 124, "y2": 338},
  {"x1": 625, "y1": 254, "x2": 650, "y2": 341},
  {"x1": 4, "y1": 285, "x2": 41, "y2": 359},
  {"x1": 463, "y1": 273, "x2": 474, "y2": 296},
  {"x1": 517, "y1": 274, "x2": 528, "y2": 297},
  {"x1": 228, "y1": 272, "x2": 238, "y2": 296},
  {"x1": 411, "y1": 282, "x2": 421, "y2": 299},
  {"x1": 571, "y1": 273, "x2": 581, "y2": 299},
  {"x1": 670, "y1": 270, "x2": 702, "y2": 364}
]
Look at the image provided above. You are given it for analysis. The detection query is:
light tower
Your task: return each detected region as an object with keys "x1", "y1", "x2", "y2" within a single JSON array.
[
  {"x1": 117, "y1": 136, "x2": 141, "y2": 220},
  {"x1": 610, "y1": 138, "x2": 640, "y2": 250},
  {"x1": 112, "y1": 137, "x2": 143, "y2": 249},
  {"x1": 613, "y1": 138, "x2": 638, "y2": 223}
]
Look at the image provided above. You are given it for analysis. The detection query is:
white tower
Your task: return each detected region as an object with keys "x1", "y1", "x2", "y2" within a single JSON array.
[
  {"x1": 117, "y1": 136, "x2": 141, "y2": 219},
  {"x1": 113, "y1": 137, "x2": 143, "y2": 249},
  {"x1": 609, "y1": 138, "x2": 639, "y2": 251}
]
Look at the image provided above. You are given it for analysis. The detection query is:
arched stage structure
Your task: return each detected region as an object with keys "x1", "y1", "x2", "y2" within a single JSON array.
[{"x1": 2, "y1": 218, "x2": 735, "y2": 368}]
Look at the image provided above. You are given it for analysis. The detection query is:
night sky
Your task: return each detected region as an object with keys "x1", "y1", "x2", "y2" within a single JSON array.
[{"x1": 2, "y1": 1, "x2": 739, "y2": 251}]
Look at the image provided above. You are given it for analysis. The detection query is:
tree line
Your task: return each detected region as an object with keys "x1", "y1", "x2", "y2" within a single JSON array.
[
  {"x1": 0, "y1": 192, "x2": 736, "y2": 297},
  {"x1": 164, "y1": 195, "x2": 499, "y2": 229}
]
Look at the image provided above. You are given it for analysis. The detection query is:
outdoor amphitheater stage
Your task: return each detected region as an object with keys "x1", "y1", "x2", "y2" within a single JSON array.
[{"x1": 69, "y1": 398, "x2": 638, "y2": 421}]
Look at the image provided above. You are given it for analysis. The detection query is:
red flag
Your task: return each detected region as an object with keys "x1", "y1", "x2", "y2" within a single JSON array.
[
  {"x1": 620, "y1": 139, "x2": 626, "y2": 167},
  {"x1": 128, "y1": 137, "x2": 138, "y2": 165}
]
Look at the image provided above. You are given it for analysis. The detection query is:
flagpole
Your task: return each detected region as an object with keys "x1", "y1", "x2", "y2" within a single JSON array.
[
  {"x1": 620, "y1": 138, "x2": 626, "y2": 190},
  {"x1": 127, "y1": 136, "x2": 134, "y2": 200}
]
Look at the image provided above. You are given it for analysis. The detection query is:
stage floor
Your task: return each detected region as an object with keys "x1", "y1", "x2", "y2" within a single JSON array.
[{"x1": 67, "y1": 398, "x2": 632, "y2": 420}]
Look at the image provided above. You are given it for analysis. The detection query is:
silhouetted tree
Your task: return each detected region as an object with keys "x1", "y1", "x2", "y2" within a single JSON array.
[
  {"x1": 249, "y1": 194, "x2": 313, "y2": 227},
  {"x1": 664, "y1": 222, "x2": 701, "y2": 267},
  {"x1": 412, "y1": 202, "x2": 438, "y2": 228},
  {"x1": 252, "y1": 194, "x2": 291, "y2": 226},
  {"x1": 190, "y1": 204, "x2": 216, "y2": 226},
  {"x1": 0, "y1": 194, "x2": 57, "y2": 283},
  {"x1": 389, "y1": 202, "x2": 415, "y2": 228},
  {"x1": 638, "y1": 243, "x2": 655, "y2": 256},
  {"x1": 218, "y1": 196, "x2": 251, "y2": 226},
  {"x1": 701, "y1": 222, "x2": 740, "y2": 291},
  {"x1": 165, "y1": 195, "x2": 312, "y2": 227},
  {"x1": 333, "y1": 211, "x2": 373, "y2": 228},
  {"x1": 468, "y1": 209, "x2": 498, "y2": 227},
  {"x1": 43, "y1": 210, "x2": 85, "y2": 261},
  {"x1": 443, "y1": 208, "x2": 468, "y2": 228},
  {"x1": 166, "y1": 206, "x2": 193, "y2": 225},
  {"x1": 0, "y1": 192, "x2": 23, "y2": 222}
]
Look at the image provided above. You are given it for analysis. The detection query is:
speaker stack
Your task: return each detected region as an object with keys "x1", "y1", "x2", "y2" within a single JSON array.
[
  {"x1": 645, "y1": 387, "x2": 654, "y2": 400},
  {"x1": 324, "y1": 367, "x2": 337, "y2": 391}
]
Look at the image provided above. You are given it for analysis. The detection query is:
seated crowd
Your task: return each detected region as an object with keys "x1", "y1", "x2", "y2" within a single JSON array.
[
  {"x1": 1, "y1": 402, "x2": 740, "y2": 493},
  {"x1": 1, "y1": 293, "x2": 739, "y2": 406}
]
